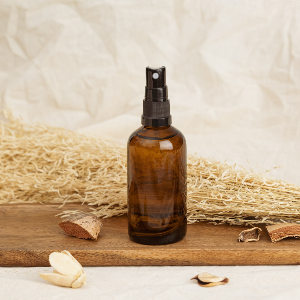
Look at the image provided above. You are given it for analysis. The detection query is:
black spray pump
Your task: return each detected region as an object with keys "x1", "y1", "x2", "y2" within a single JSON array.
[{"x1": 141, "y1": 66, "x2": 172, "y2": 127}]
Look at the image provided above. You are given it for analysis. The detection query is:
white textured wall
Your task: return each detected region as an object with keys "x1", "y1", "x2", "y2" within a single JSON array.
[{"x1": 1, "y1": 0, "x2": 300, "y2": 183}]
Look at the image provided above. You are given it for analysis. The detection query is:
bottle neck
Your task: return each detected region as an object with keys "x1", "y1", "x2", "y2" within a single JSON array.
[
  {"x1": 141, "y1": 115, "x2": 172, "y2": 127},
  {"x1": 143, "y1": 125, "x2": 170, "y2": 130}
]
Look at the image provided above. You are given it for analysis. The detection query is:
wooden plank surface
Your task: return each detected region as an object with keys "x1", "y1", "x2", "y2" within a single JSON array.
[{"x1": 1, "y1": 204, "x2": 300, "y2": 266}]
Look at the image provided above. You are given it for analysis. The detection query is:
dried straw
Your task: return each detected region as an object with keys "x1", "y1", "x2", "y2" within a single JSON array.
[{"x1": 1, "y1": 110, "x2": 300, "y2": 225}]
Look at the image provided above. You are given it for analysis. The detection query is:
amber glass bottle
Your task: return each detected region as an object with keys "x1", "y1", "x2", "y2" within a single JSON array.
[{"x1": 127, "y1": 66, "x2": 187, "y2": 245}]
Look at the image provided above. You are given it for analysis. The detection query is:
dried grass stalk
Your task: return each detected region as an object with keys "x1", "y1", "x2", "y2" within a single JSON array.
[{"x1": 1, "y1": 110, "x2": 300, "y2": 225}]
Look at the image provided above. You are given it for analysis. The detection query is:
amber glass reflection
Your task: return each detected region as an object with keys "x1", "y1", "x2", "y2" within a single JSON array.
[{"x1": 127, "y1": 125, "x2": 187, "y2": 245}]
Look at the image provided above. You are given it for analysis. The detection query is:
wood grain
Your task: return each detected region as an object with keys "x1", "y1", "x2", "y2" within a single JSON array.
[{"x1": 1, "y1": 204, "x2": 300, "y2": 266}]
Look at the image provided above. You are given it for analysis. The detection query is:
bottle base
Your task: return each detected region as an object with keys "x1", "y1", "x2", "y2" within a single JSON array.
[{"x1": 129, "y1": 223, "x2": 187, "y2": 245}]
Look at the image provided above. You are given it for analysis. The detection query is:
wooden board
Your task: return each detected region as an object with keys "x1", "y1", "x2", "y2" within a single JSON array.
[{"x1": 1, "y1": 204, "x2": 300, "y2": 267}]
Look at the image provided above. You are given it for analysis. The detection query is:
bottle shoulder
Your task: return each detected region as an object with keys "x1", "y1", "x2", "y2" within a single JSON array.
[
  {"x1": 128, "y1": 125, "x2": 186, "y2": 151},
  {"x1": 128, "y1": 125, "x2": 185, "y2": 141}
]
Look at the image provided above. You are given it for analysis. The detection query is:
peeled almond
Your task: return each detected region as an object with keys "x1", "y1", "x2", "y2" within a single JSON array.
[
  {"x1": 72, "y1": 273, "x2": 87, "y2": 289},
  {"x1": 62, "y1": 250, "x2": 83, "y2": 270},
  {"x1": 191, "y1": 272, "x2": 229, "y2": 287},
  {"x1": 197, "y1": 281, "x2": 228, "y2": 288},
  {"x1": 197, "y1": 272, "x2": 226, "y2": 283},
  {"x1": 40, "y1": 250, "x2": 86, "y2": 289},
  {"x1": 39, "y1": 273, "x2": 76, "y2": 288},
  {"x1": 49, "y1": 252, "x2": 82, "y2": 278}
]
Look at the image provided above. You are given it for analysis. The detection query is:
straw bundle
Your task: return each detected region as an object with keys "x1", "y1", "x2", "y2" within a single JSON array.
[{"x1": 1, "y1": 111, "x2": 300, "y2": 225}]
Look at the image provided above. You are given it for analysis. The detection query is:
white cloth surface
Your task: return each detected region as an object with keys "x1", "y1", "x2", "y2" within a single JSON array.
[
  {"x1": 1, "y1": 266, "x2": 300, "y2": 300},
  {"x1": 1, "y1": 0, "x2": 300, "y2": 299}
]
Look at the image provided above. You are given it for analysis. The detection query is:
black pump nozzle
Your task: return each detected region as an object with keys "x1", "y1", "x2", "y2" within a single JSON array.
[
  {"x1": 142, "y1": 66, "x2": 172, "y2": 127},
  {"x1": 146, "y1": 66, "x2": 166, "y2": 88}
]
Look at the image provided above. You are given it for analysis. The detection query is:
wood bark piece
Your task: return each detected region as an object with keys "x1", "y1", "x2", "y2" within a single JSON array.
[
  {"x1": 238, "y1": 227, "x2": 262, "y2": 242},
  {"x1": 59, "y1": 212, "x2": 103, "y2": 240},
  {"x1": 266, "y1": 223, "x2": 300, "y2": 242}
]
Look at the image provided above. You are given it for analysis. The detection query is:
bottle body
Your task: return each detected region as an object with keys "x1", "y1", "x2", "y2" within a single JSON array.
[{"x1": 127, "y1": 125, "x2": 187, "y2": 245}]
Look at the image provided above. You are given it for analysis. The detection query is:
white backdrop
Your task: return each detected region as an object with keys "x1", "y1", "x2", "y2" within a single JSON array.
[
  {"x1": 1, "y1": 1, "x2": 300, "y2": 299},
  {"x1": 1, "y1": 0, "x2": 300, "y2": 184}
]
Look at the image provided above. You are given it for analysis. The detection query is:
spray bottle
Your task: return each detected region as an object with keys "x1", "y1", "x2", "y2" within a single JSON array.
[{"x1": 127, "y1": 66, "x2": 187, "y2": 245}]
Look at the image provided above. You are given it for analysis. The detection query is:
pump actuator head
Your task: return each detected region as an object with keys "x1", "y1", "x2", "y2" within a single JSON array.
[{"x1": 142, "y1": 66, "x2": 172, "y2": 127}]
